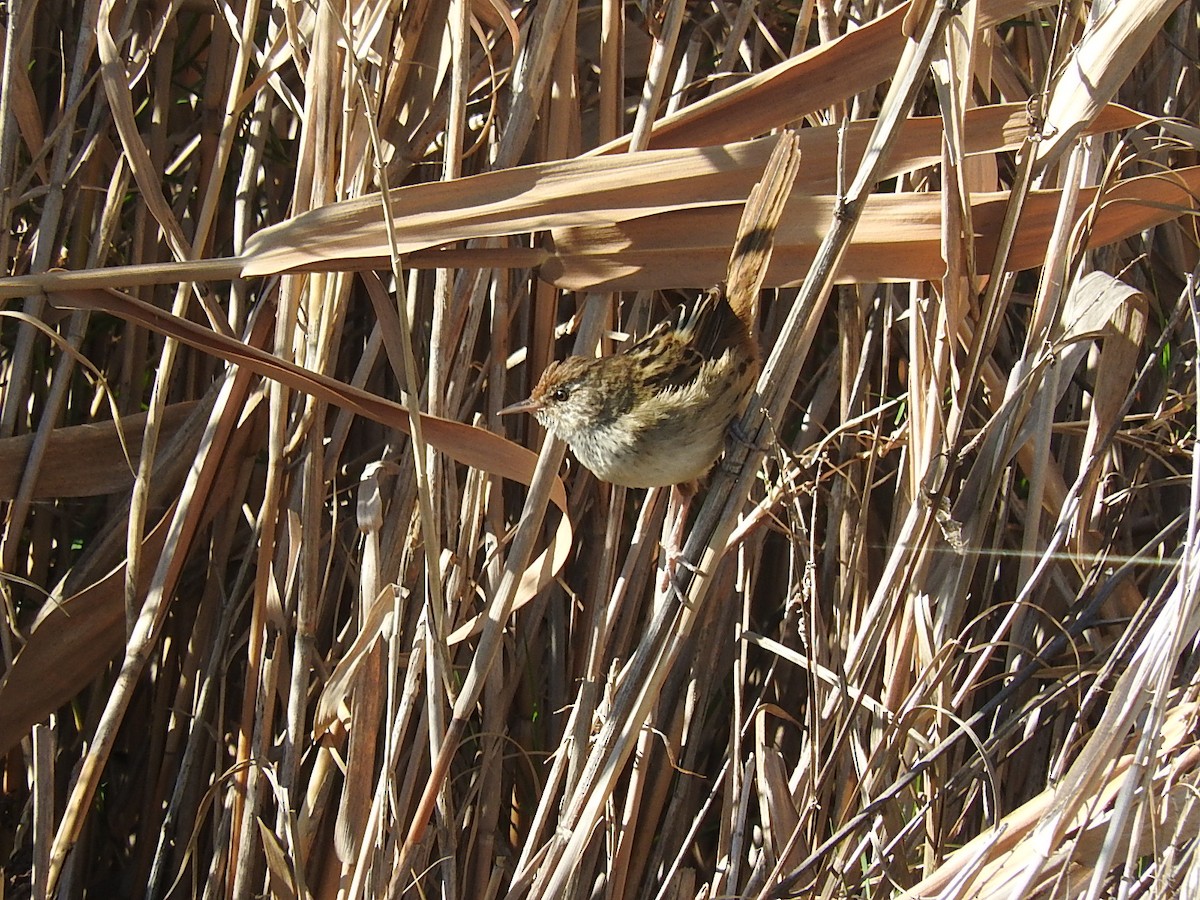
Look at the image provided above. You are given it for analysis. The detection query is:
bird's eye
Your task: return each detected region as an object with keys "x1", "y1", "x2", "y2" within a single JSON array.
[{"x1": 550, "y1": 387, "x2": 570, "y2": 403}]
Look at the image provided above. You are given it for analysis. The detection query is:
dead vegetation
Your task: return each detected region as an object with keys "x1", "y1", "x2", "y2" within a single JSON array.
[{"x1": 1, "y1": 0, "x2": 1199, "y2": 897}]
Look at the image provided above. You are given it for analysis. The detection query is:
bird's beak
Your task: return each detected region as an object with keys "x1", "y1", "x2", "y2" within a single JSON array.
[{"x1": 498, "y1": 396, "x2": 541, "y2": 416}]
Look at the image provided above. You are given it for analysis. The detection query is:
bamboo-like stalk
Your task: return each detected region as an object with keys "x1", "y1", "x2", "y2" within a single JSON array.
[{"x1": 2, "y1": 1, "x2": 1199, "y2": 898}]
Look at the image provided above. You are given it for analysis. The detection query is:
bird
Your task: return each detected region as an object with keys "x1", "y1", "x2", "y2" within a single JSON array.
[
  {"x1": 498, "y1": 131, "x2": 801, "y2": 571},
  {"x1": 497, "y1": 285, "x2": 758, "y2": 489}
]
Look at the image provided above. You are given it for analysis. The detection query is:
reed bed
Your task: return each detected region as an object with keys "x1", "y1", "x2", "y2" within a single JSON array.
[{"x1": 1, "y1": 0, "x2": 1199, "y2": 897}]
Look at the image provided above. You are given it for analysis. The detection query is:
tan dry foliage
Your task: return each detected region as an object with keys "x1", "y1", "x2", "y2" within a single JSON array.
[{"x1": 1, "y1": 0, "x2": 1199, "y2": 898}]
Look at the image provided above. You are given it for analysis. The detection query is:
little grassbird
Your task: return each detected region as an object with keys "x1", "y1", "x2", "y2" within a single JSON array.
[
  {"x1": 500, "y1": 130, "x2": 802, "y2": 492},
  {"x1": 498, "y1": 286, "x2": 758, "y2": 488}
]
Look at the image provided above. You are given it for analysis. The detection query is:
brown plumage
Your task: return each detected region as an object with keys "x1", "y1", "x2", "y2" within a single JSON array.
[
  {"x1": 500, "y1": 130, "x2": 801, "y2": 489},
  {"x1": 499, "y1": 287, "x2": 758, "y2": 487}
]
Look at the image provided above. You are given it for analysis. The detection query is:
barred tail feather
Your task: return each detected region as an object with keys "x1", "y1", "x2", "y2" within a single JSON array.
[{"x1": 724, "y1": 131, "x2": 803, "y2": 323}]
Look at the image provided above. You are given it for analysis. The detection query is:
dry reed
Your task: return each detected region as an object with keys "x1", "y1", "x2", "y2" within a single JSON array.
[{"x1": 1, "y1": 0, "x2": 1199, "y2": 898}]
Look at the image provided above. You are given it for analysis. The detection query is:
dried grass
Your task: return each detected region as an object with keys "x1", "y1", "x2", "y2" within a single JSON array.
[{"x1": 2, "y1": 0, "x2": 1199, "y2": 897}]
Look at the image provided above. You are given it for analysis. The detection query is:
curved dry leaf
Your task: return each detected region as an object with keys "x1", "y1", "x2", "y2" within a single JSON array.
[
  {"x1": 240, "y1": 141, "x2": 779, "y2": 276},
  {"x1": 542, "y1": 165, "x2": 1200, "y2": 289},
  {"x1": 472, "y1": 0, "x2": 521, "y2": 61},
  {"x1": 1036, "y1": 0, "x2": 1189, "y2": 168},
  {"x1": 599, "y1": 2, "x2": 912, "y2": 153},
  {"x1": 243, "y1": 105, "x2": 1147, "y2": 283},
  {"x1": 592, "y1": 0, "x2": 1051, "y2": 152},
  {"x1": 313, "y1": 587, "x2": 399, "y2": 738},
  {"x1": 1066, "y1": 272, "x2": 1149, "y2": 555},
  {"x1": 0, "y1": 513, "x2": 171, "y2": 754},
  {"x1": 256, "y1": 818, "x2": 301, "y2": 900},
  {"x1": 0, "y1": 394, "x2": 264, "y2": 755},
  {"x1": 1054, "y1": 270, "x2": 1149, "y2": 345},
  {"x1": 1010, "y1": 272, "x2": 1150, "y2": 455},
  {"x1": 0, "y1": 402, "x2": 200, "y2": 499}
]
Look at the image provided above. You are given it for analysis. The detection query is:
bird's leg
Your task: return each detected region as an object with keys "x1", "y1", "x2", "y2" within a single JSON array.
[{"x1": 660, "y1": 481, "x2": 696, "y2": 592}]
